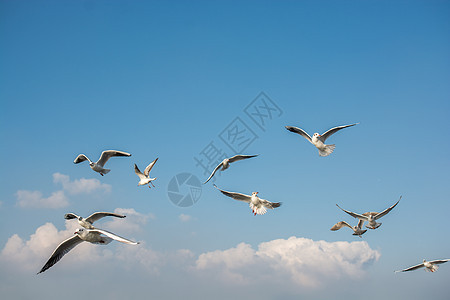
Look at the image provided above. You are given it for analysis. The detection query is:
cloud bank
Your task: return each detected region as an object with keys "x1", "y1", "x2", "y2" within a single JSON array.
[
  {"x1": 15, "y1": 173, "x2": 111, "y2": 209},
  {"x1": 1, "y1": 219, "x2": 379, "y2": 290},
  {"x1": 195, "y1": 237, "x2": 380, "y2": 288}
]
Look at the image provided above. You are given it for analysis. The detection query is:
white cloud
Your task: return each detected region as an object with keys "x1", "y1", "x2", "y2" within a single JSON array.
[
  {"x1": 16, "y1": 190, "x2": 69, "y2": 209},
  {"x1": 15, "y1": 173, "x2": 111, "y2": 209},
  {"x1": 179, "y1": 214, "x2": 192, "y2": 222},
  {"x1": 195, "y1": 236, "x2": 380, "y2": 288},
  {"x1": 53, "y1": 172, "x2": 111, "y2": 194},
  {"x1": 1, "y1": 225, "x2": 379, "y2": 290},
  {"x1": 102, "y1": 208, "x2": 155, "y2": 233},
  {"x1": 0, "y1": 220, "x2": 157, "y2": 274}
]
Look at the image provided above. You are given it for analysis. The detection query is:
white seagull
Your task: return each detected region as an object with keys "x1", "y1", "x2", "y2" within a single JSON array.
[
  {"x1": 285, "y1": 123, "x2": 358, "y2": 156},
  {"x1": 134, "y1": 158, "x2": 159, "y2": 188},
  {"x1": 203, "y1": 154, "x2": 258, "y2": 184},
  {"x1": 330, "y1": 219, "x2": 367, "y2": 238},
  {"x1": 64, "y1": 212, "x2": 126, "y2": 229},
  {"x1": 336, "y1": 196, "x2": 401, "y2": 229},
  {"x1": 213, "y1": 184, "x2": 281, "y2": 215},
  {"x1": 395, "y1": 259, "x2": 450, "y2": 273},
  {"x1": 37, "y1": 227, "x2": 139, "y2": 274},
  {"x1": 73, "y1": 150, "x2": 131, "y2": 176}
]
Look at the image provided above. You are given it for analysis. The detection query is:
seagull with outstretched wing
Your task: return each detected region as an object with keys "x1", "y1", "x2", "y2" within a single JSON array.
[
  {"x1": 285, "y1": 123, "x2": 358, "y2": 156},
  {"x1": 37, "y1": 227, "x2": 138, "y2": 274},
  {"x1": 64, "y1": 211, "x2": 126, "y2": 229},
  {"x1": 213, "y1": 184, "x2": 281, "y2": 215},
  {"x1": 336, "y1": 196, "x2": 402, "y2": 229},
  {"x1": 330, "y1": 219, "x2": 367, "y2": 238},
  {"x1": 395, "y1": 259, "x2": 450, "y2": 273},
  {"x1": 74, "y1": 150, "x2": 131, "y2": 176},
  {"x1": 135, "y1": 158, "x2": 159, "y2": 188},
  {"x1": 203, "y1": 154, "x2": 258, "y2": 184}
]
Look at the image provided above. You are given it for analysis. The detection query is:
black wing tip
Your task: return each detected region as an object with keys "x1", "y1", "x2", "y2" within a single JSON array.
[
  {"x1": 64, "y1": 213, "x2": 75, "y2": 220},
  {"x1": 285, "y1": 126, "x2": 295, "y2": 131}
]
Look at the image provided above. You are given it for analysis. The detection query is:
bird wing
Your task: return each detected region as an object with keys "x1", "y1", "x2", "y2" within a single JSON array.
[
  {"x1": 143, "y1": 158, "x2": 159, "y2": 177},
  {"x1": 356, "y1": 219, "x2": 365, "y2": 229},
  {"x1": 336, "y1": 204, "x2": 368, "y2": 221},
  {"x1": 203, "y1": 163, "x2": 223, "y2": 184},
  {"x1": 97, "y1": 150, "x2": 131, "y2": 167},
  {"x1": 73, "y1": 154, "x2": 91, "y2": 164},
  {"x1": 228, "y1": 154, "x2": 258, "y2": 163},
  {"x1": 85, "y1": 212, "x2": 126, "y2": 224},
  {"x1": 429, "y1": 259, "x2": 450, "y2": 265},
  {"x1": 285, "y1": 126, "x2": 312, "y2": 142},
  {"x1": 260, "y1": 198, "x2": 282, "y2": 209},
  {"x1": 374, "y1": 196, "x2": 401, "y2": 220},
  {"x1": 92, "y1": 228, "x2": 139, "y2": 245},
  {"x1": 213, "y1": 184, "x2": 251, "y2": 202},
  {"x1": 37, "y1": 235, "x2": 83, "y2": 274},
  {"x1": 330, "y1": 221, "x2": 352, "y2": 231},
  {"x1": 320, "y1": 123, "x2": 358, "y2": 142},
  {"x1": 395, "y1": 263, "x2": 425, "y2": 273},
  {"x1": 64, "y1": 213, "x2": 80, "y2": 220},
  {"x1": 134, "y1": 164, "x2": 146, "y2": 180}
]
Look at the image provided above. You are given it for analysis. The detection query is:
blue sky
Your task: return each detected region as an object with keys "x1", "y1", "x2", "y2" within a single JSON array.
[{"x1": 1, "y1": 1, "x2": 449, "y2": 299}]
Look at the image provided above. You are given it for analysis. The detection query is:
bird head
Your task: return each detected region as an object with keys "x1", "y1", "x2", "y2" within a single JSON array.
[
  {"x1": 313, "y1": 133, "x2": 320, "y2": 138},
  {"x1": 89, "y1": 162, "x2": 95, "y2": 167},
  {"x1": 252, "y1": 192, "x2": 259, "y2": 196},
  {"x1": 74, "y1": 228, "x2": 84, "y2": 235}
]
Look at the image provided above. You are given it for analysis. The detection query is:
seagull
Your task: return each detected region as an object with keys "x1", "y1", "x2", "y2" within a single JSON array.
[
  {"x1": 285, "y1": 123, "x2": 358, "y2": 156},
  {"x1": 64, "y1": 212, "x2": 126, "y2": 229},
  {"x1": 213, "y1": 184, "x2": 281, "y2": 215},
  {"x1": 336, "y1": 196, "x2": 401, "y2": 229},
  {"x1": 330, "y1": 219, "x2": 367, "y2": 238},
  {"x1": 73, "y1": 150, "x2": 131, "y2": 176},
  {"x1": 37, "y1": 227, "x2": 139, "y2": 274},
  {"x1": 395, "y1": 259, "x2": 450, "y2": 273},
  {"x1": 203, "y1": 154, "x2": 258, "y2": 184},
  {"x1": 134, "y1": 158, "x2": 159, "y2": 188}
]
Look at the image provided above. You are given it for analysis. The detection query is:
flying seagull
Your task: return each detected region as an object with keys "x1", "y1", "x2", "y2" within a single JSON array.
[
  {"x1": 203, "y1": 154, "x2": 258, "y2": 184},
  {"x1": 213, "y1": 184, "x2": 281, "y2": 215},
  {"x1": 395, "y1": 259, "x2": 450, "y2": 273},
  {"x1": 330, "y1": 219, "x2": 367, "y2": 238},
  {"x1": 285, "y1": 123, "x2": 358, "y2": 156},
  {"x1": 73, "y1": 150, "x2": 131, "y2": 176},
  {"x1": 37, "y1": 227, "x2": 139, "y2": 274},
  {"x1": 64, "y1": 212, "x2": 126, "y2": 229},
  {"x1": 134, "y1": 158, "x2": 159, "y2": 188},
  {"x1": 336, "y1": 196, "x2": 401, "y2": 229}
]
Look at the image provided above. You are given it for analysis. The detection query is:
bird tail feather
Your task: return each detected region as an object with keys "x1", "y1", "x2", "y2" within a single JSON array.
[{"x1": 319, "y1": 144, "x2": 335, "y2": 157}]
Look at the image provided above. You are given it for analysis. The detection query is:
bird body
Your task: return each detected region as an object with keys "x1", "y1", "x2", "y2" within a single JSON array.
[
  {"x1": 134, "y1": 158, "x2": 159, "y2": 188},
  {"x1": 74, "y1": 150, "x2": 131, "y2": 176},
  {"x1": 395, "y1": 259, "x2": 450, "y2": 273},
  {"x1": 331, "y1": 220, "x2": 367, "y2": 238},
  {"x1": 213, "y1": 184, "x2": 281, "y2": 215},
  {"x1": 203, "y1": 154, "x2": 258, "y2": 184},
  {"x1": 37, "y1": 227, "x2": 138, "y2": 274},
  {"x1": 64, "y1": 212, "x2": 126, "y2": 229},
  {"x1": 285, "y1": 123, "x2": 357, "y2": 156},
  {"x1": 336, "y1": 196, "x2": 401, "y2": 230}
]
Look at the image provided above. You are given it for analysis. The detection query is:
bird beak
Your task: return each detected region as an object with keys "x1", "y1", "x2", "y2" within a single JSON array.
[{"x1": 256, "y1": 192, "x2": 259, "y2": 195}]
